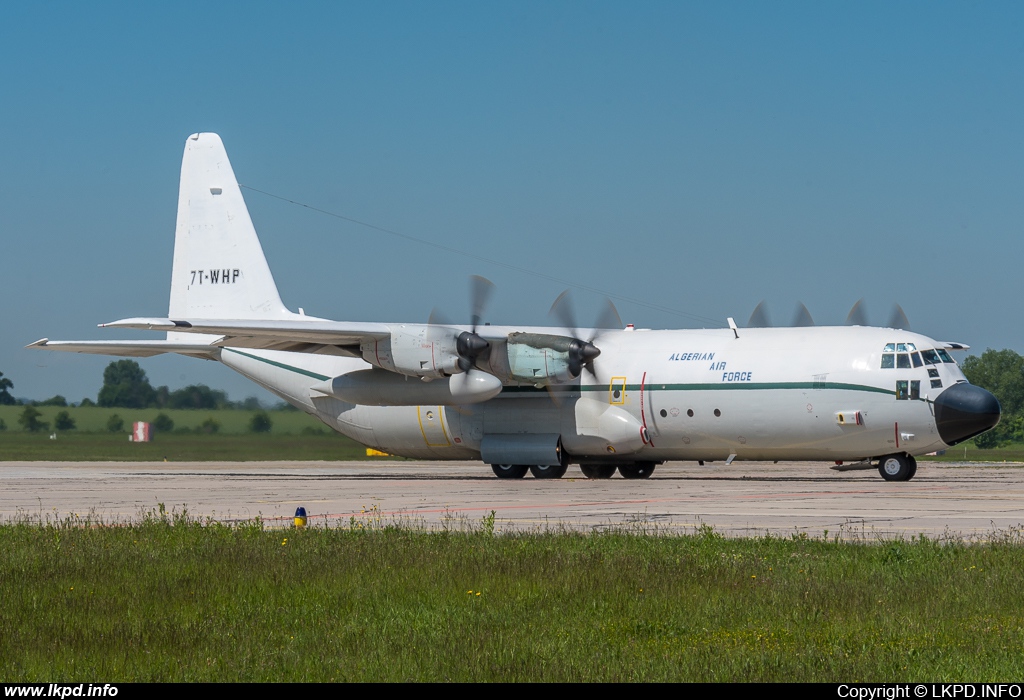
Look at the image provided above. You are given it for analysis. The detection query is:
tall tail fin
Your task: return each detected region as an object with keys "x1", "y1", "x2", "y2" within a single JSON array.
[{"x1": 168, "y1": 133, "x2": 292, "y2": 342}]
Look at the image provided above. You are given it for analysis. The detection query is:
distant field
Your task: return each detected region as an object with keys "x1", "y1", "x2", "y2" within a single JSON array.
[
  {"x1": 0, "y1": 405, "x2": 325, "y2": 435},
  {"x1": 0, "y1": 432, "x2": 377, "y2": 461},
  {"x1": 0, "y1": 406, "x2": 383, "y2": 461},
  {"x1": 918, "y1": 443, "x2": 1024, "y2": 463}
]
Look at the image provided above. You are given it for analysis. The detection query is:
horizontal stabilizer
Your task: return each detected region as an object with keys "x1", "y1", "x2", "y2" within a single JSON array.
[
  {"x1": 100, "y1": 317, "x2": 391, "y2": 348},
  {"x1": 27, "y1": 338, "x2": 219, "y2": 359}
]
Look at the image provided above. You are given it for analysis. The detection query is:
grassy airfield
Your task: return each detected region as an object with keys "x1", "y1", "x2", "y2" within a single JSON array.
[
  {"x1": 0, "y1": 406, "x2": 372, "y2": 461},
  {"x1": 1, "y1": 513, "x2": 1022, "y2": 682},
  {"x1": 0, "y1": 405, "x2": 326, "y2": 434}
]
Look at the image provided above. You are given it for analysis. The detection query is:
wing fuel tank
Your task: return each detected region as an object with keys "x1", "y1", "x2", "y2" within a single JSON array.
[{"x1": 312, "y1": 368, "x2": 503, "y2": 406}]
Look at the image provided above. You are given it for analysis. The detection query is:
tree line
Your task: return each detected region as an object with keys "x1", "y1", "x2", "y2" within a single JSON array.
[
  {"x1": 2, "y1": 361, "x2": 291, "y2": 411},
  {"x1": 960, "y1": 349, "x2": 1024, "y2": 448},
  {"x1": 0, "y1": 361, "x2": 286, "y2": 434},
  {"x1": 94, "y1": 360, "x2": 270, "y2": 410}
]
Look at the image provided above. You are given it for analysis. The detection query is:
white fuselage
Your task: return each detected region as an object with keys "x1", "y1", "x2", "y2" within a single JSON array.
[{"x1": 218, "y1": 324, "x2": 961, "y2": 464}]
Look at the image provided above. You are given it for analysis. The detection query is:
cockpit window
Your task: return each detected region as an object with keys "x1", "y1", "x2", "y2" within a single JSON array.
[{"x1": 881, "y1": 343, "x2": 950, "y2": 369}]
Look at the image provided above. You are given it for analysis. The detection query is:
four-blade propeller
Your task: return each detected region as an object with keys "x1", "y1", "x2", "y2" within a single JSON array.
[
  {"x1": 549, "y1": 289, "x2": 622, "y2": 380},
  {"x1": 747, "y1": 300, "x2": 910, "y2": 330},
  {"x1": 429, "y1": 274, "x2": 496, "y2": 373}
]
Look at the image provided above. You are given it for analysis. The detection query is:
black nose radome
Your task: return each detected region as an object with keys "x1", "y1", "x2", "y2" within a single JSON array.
[{"x1": 934, "y1": 383, "x2": 1001, "y2": 446}]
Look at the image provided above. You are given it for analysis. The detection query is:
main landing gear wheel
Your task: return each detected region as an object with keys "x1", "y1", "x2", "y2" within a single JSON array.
[
  {"x1": 580, "y1": 464, "x2": 617, "y2": 479},
  {"x1": 492, "y1": 464, "x2": 529, "y2": 479},
  {"x1": 618, "y1": 462, "x2": 656, "y2": 480},
  {"x1": 530, "y1": 464, "x2": 569, "y2": 479},
  {"x1": 878, "y1": 454, "x2": 916, "y2": 482}
]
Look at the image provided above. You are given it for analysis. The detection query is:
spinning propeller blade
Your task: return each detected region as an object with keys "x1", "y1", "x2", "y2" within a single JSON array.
[
  {"x1": 748, "y1": 300, "x2": 772, "y2": 328},
  {"x1": 548, "y1": 290, "x2": 613, "y2": 380},
  {"x1": 845, "y1": 299, "x2": 868, "y2": 326},
  {"x1": 427, "y1": 276, "x2": 496, "y2": 373},
  {"x1": 792, "y1": 303, "x2": 814, "y2": 327},
  {"x1": 888, "y1": 304, "x2": 910, "y2": 330}
]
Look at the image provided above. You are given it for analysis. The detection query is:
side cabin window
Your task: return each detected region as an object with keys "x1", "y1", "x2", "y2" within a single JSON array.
[{"x1": 896, "y1": 380, "x2": 921, "y2": 400}]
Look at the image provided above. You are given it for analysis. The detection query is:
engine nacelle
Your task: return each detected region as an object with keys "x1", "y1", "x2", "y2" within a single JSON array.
[
  {"x1": 360, "y1": 325, "x2": 461, "y2": 379},
  {"x1": 500, "y1": 333, "x2": 580, "y2": 385}
]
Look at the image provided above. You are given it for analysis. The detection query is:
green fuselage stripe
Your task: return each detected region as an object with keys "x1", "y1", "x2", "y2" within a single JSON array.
[
  {"x1": 224, "y1": 348, "x2": 331, "y2": 381},
  {"x1": 502, "y1": 382, "x2": 896, "y2": 396}
]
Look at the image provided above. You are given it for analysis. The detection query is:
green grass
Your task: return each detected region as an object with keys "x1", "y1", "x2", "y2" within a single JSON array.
[{"x1": 1, "y1": 516, "x2": 1023, "y2": 681}]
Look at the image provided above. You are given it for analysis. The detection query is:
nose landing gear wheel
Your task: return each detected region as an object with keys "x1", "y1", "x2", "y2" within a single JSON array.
[
  {"x1": 878, "y1": 454, "x2": 916, "y2": 482},
  {"x1": 491, "y1": 464, "x2": 529, "y2": 479},
  {"x1": 530, "y1": 464, "x2": 568, "y2": 479}
]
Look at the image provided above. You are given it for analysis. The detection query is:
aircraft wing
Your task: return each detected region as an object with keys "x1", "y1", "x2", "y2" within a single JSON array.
[
  {"x1": 27, "y1": 339, "x2": 220, "y2": 359},
  {"x1": 96, "y1": 317, "x2": 392, "y2": 356}
]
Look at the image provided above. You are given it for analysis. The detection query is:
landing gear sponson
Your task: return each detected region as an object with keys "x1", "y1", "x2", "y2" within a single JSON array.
[
  {"x1": 494, "y1": 456, "x2": 924, "y2": 481},
  {"x1": 490, "y1": 462, "x2": 658, "y2": 479}
]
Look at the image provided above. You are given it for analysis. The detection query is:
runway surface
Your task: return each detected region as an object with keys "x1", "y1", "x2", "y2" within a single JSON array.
[{"x1": 2, "y1": 460, "x2": 1024, "y2": 539}]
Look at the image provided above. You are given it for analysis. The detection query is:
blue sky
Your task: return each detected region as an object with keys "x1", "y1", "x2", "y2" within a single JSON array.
[{"x1": 2, "y1": 2, "x2": 1022, "y2": 403}]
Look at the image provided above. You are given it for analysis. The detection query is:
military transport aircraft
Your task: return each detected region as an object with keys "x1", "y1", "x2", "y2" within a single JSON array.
[{"x1": 30, "y1": 133, "x2": 1000, "y2": 481}]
